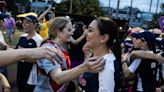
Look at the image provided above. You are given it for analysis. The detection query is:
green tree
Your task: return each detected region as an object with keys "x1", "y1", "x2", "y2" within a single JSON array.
[
  {"x1": 56, "y1": 0, "x2": 81, "y2": 14},
  {"x1": 16, "y1": 0, "x2": 30, "y2": 5},
  {"x1": 55, "y1": 0, "x2": 103, "y2": 16},
  {"x1": 80, "y1": 0, "x2": 102, "y2": 16}
]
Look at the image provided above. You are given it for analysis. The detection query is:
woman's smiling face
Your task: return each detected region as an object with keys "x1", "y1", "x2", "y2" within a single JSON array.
[
  {"x1": 85, "y1": 20, "x2": 102, "y2": 49},
  {"x1": 60, "y1": 22, "x2": 74, "y2": 43}
]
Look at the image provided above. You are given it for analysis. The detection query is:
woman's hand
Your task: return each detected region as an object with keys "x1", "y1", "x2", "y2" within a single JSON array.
[{"x1": 82, "y1": 57, "x2": 105, "y2": 73}]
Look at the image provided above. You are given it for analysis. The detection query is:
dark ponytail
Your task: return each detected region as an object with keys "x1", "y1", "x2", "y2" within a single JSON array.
[
  {"x1": 95, "y1": 17, "x2": 121, "y2": 62},
  {"x1": 95, "y1": 17, "x2": 123, "y2": 91}
]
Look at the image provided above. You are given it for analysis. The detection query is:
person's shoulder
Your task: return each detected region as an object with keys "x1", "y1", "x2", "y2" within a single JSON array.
[
  {"x1": 33, "y1": 33, "x2": 43, "y2": 41},
  {"x1": 103, "y1": 53, "x2": 116, "y2": 62},
  {"x1": 41, "y1": 41, "x2": 54, "y2": 48}
]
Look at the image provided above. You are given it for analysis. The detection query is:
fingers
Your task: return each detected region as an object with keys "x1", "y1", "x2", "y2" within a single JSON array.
[
  {"x1": 87, "y1": 56, "x2": 98, "y2": 61},
  {"x1": 42, "y1": 47, "x2": 65, "y2": 64},
  {"x1": 43, "y1": 47, "x2": 60, "y2": 63},
  {"x1": 88, "y1": 57, "x2": 106, "y2": 73},
  {"x1": 44, "y1": 54, "x2": 54, "y2": 62}
]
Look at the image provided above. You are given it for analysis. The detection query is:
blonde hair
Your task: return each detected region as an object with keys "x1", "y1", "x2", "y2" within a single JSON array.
[{"x1": 48, "y1": 17, "x2": 70, "y2": 39}]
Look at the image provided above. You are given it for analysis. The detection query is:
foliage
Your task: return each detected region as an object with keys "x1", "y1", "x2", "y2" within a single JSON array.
[
  {"x1": 16, "y1": 0, "x2": 30, "y2": 5},
  {"x1": 55, "y1": 0, "x2": 103, "y2": 16}
]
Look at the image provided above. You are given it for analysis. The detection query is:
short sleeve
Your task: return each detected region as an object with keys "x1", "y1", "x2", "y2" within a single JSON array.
[
  {"x1": 128, "y1": 58, "x2": 141, "y2": 73},
  {"x1": 37, "y1": 43, "x2": 61, "y2": 74}
]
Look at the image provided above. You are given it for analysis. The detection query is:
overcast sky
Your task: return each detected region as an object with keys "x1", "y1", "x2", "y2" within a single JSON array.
[{"x1": 99, "y1": 0, "x2": 164, "y2": 13}]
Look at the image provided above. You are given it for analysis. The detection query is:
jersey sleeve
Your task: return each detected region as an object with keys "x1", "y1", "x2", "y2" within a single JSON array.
[
  {"x1": 37, "y1": 43, "x2": 61, "y2": 74},
  {"x1": 128, "y1": 58, "x2": 141, "y2": 74}
]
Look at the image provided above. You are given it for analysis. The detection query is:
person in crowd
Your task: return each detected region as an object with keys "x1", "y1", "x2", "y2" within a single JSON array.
[
  {"x1": 128, "y1": 50, "x2": 164, "y2": 63},
  {"x1": 127, "y1": 38, "x2": 164, "y2": 92},
  {"x1": 3, "y1": 12, "x2": 15, "y2": 45},
  {"x1": 121, "y1": 31, "x2": 133, "y2": 54},
  {"x1": 69, "y1": 21, "x2": 87, "y2": 67},
  {"x1": 121, "y1": 27, "x2": 144, "y2": 54},
  {"x1": 38, "y1": 6, "x2": 55, "y2": 38},
  {"x1": 122, "y1": 31, "x2": 159, "y2": 92},
  {"x1": 16, "y1": 14, "x2": 43, "y2": 92},
  {"x1": 68, "y1": 21, "x2": 88, "y2": 92},
  {"x1": 0, "y1": 73, "x2": 10, "y2": 92},
  {"x1": 34, "y1": 17, "x2": 105, "y2": 92},
  {"x1": 80, "y1": 17, "x2": 122, "y2": 92},
  {"x1": 78, "y1": 42, "x2": 99, "y2": 92}
]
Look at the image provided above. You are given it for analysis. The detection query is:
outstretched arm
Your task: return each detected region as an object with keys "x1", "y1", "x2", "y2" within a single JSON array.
[
  {"x1": 122, "y1": 53, "x2": 136, "y2": 79},
  {"x1": 50, "y1": 57, "x2": 105, "y2": 85},
  {"x1": 38, "y1": 6, "x2": 52, "y2": 21},
  {"x1": 0, "y1": 47, "x2": 58, "y2": 66},
  {"x1": 130, "y1": 50, "x2": 164, "y2": 63},
  {"x1": 71, "y1": 27, "x2": 88, "y2": 45}
]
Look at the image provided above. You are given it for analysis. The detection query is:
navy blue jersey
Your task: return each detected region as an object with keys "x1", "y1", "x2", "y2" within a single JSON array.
[{"x1": 132, "y1": 59, "x2": 158, "y2": 92}]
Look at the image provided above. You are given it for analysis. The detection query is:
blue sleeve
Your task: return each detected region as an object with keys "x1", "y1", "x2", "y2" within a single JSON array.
[
  {"x1": 37, "y1": 58, "x2": 61, "y2": 74},
  {"x1": 37, "y1": 43, "x2": 61, "y2": 74}
]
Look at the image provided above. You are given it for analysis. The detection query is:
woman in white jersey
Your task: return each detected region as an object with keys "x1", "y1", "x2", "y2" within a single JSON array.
[{"x1": 84, "y1": 17, "x2": 122, "y2": 92}]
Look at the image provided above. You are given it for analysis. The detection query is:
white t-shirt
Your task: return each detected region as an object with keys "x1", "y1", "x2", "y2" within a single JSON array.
[
  {"x1": 26, "y1": 33, "x2": 43, "y2": 85},
  {"x1": 99, "y1": 53, "x2": 116, "y2": 92}
]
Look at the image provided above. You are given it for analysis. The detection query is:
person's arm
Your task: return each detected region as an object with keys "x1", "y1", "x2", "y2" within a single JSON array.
[
  {"x1": 122, "y1": 62, "x2": 136, "y2": 79},
  {"x1": 50, "y1": 57, "x2": 105, "y2": 85},
  {"x1": 130, "y1": 50, "x2": 164, "y2": 63},
  {"x1": 38, "y1": 6, "x2": 52, "y2": 21},
  {"x1": 0, "y1": 73, "x2": 10, "y2": 92},
  {"x1": 0, "y1": 47, "x2": 59, "y2": 66},
  {"x1": 71, "y1": 35, "x2": 85, "y2": 45},
  {"x1": 71, "y1": 27, "x2": 88, "y2": 45},
  {"x1": 122, "y1": 53, "x2": 136, "y2": 79}
]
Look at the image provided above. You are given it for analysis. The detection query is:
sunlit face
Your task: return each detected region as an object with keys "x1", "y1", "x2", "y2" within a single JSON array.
[
  {"x1": 85, "y1": 20, "x2": 102, "y2": 49},
  {"x1": 60, "y1": 22, "x2": 74, "y2": 43},
  {"x1": 22, "y1": 19, "x2": 36, "y2": 33}
]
